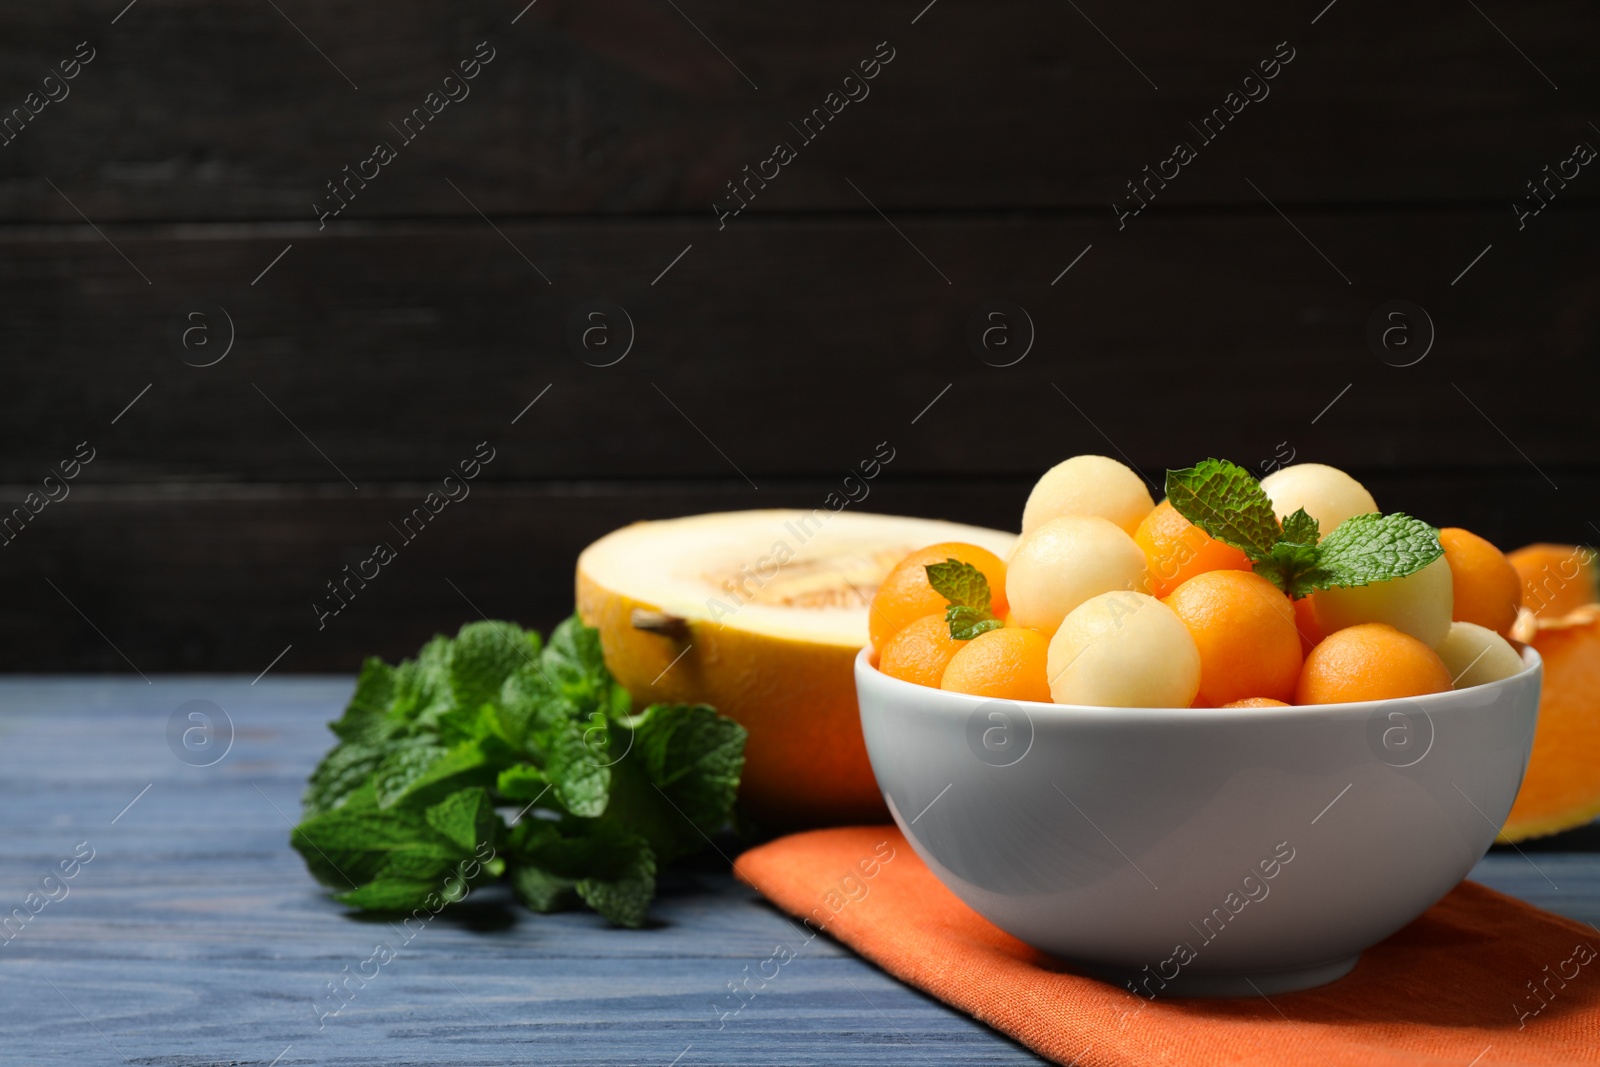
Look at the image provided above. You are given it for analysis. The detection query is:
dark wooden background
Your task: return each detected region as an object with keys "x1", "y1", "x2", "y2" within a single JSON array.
[{"x1": 3, "y1": 0, "x2": 1596, "y2": 672}]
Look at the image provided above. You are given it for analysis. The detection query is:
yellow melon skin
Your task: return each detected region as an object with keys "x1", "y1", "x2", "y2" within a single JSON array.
[
  {"x1": 577, "y1": 571, "x2": 887, "y2": 829},
  {"x1": 1499, "y1": 605, "x2": 1600, "y2": 842}
]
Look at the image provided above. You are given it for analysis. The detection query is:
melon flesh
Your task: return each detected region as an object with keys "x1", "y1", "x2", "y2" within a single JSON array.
[
  {"x1": 576, "y1": 510, "x2": 1016, "y2": 827},
  {"x1": 1500, "y1": 605, "x2": 1600, "y2": 842}
]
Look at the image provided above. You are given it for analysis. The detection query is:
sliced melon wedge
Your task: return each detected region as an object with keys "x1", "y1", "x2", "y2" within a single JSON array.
[
  {"x1": 1500, "y1": 604, "x2": 1600, "y2": 842},
  {"x1": 577, "y1": 510, "x2": 1016, "y2": 827}
]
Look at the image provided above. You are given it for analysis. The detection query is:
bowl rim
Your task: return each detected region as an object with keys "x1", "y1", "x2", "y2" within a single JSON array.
[{"x1": 855, "y1": 644, "x2": 1542, "y2": 723}]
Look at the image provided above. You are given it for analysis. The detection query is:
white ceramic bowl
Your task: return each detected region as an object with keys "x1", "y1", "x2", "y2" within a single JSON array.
[{"x1": 856, "y1": 647, "x2": 1542, "y2": 996}]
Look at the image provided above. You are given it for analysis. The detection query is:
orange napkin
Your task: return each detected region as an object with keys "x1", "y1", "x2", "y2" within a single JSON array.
[{"x1": 735, "y1": 827, "x2": 1600, "y2": 1066}]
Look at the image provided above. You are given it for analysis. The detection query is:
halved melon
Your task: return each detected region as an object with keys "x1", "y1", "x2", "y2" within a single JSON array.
[
  {"x1": 1508, "y1": 543, "x2": 1598, "y2": 620},
  {"x1": 576, "y1": 510, "x2": 1016, "y2": 827},
  {"x1": 1500, "y1": 604, "x2": 1600, "y2": 842}
]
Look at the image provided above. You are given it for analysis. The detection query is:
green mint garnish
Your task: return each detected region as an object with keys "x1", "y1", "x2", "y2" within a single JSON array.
[
  {"x1": 926, "y1": 559, "x2": 1003, "y2": 640},
  {"x1": 925, "y1": 559, "x2": 992, "y2": 613},
  {"x1": 1279, "y1": 507, "x2": 1320, "y2": 546},
  {"x1": 291, "y1": 614, "x2": 746, "y2": 927},
  {"x1": 1254, "y1": 539, "x2": 1329, "y2": 599},
  {"x1": 1313, "y1": 512, "x2": 1443, "y2": 590},
  {"x1": 947, "y1": 606, "x2": 1005, "y2": 641},
  {"x1": 1164, "y1": 459, "x2": 1441, "y2": 598},
  {"x1": 1166, "y1": 459, "x2": 1282, "y2": 561}
]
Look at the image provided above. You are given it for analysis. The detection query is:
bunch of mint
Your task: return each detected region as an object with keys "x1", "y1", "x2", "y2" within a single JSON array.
[
  {"x1": 1166, "y1": 458, "x2": 1442, "y2": 598},
  {"x1": 290, "y1": 616, "x2": 746, "y2": 927}
]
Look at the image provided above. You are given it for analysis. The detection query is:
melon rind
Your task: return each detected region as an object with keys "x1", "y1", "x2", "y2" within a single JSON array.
[
  {"x1": 1500, "y1": 605, "x2": 1600, "y2": 842},
  {"x1": 577, "y1": 510, "x2": 1017, "y2": 827}
]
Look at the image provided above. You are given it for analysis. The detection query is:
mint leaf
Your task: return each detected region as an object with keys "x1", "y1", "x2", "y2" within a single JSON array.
[
  {"x1": 434, "y1": 701, "x2": 509, "y2": 748},
  {"x1": 1308, "y1": 513, "x2": 1443, "y2": 591},
  {"x1": 332, "y1": 878, "x2": 440, "y2": 911},
  {"x1": 602, "y1": 703, "x2": 746, "y2": 864},
  {"x1": 926, "y1": 559, "x2": 1001, "y2": 639},
  {"x1": 925, "y1": 559, "x2": 992, "y2": 613},
  {"x1": 330, "y1": 658, "x2": 400, "y2": 744},
  {"x1": 1279, "y1": 508, "x2": 1320, "y2": 546},
  {"x1": 302, "y1": 741, "x2": 391, "y2": 818},
  {"x1": 947, "y1": 606, "x2": 1005, "y2": 641},
  {"x1": 632, "y1": 704, "x2": 745, "y2": 851},
  {"x1": 1253, "y1": 540, "x2": 1327, "y2": 598},
  {"x1": 509, "y1": 860, "x2": 578, "y2": 913},
  {"x1": 450, "y1": 621, "x2": 539, "y2": 716},
  {"x1": 395, "y1": 636, "x2": 456, "y2": 729},
  {"x1": 1251, "y1": 508, "x2": 1325, "y2": 598},
  {"x1": 497, "y1": 661, "x2": 578, "y2": 746},
  {"x1": 496, "y1": 763, "x2": 551, "y2": 802},
  {"x1": 381, "y1": 738, "x2": 513, "y2": 810},
  {"x1": 371, "y1": 741, "x2": 451, "y2": 807},
  {"x1": 541, "y1": 719, "x2": 612, "y2": 817},
  {"x1": 293, "y1": 785, "x2": 464, "y2": 886},
  {"x1": 574, "y1": 829, "x2": 656, "y2": 929},
  {"x1": 1166, "y1": 459, "x2": 1282, "y2": 561},
  {"x1": 292, "y1": 784, "x2": 502, "y2": 912},
  {"x1": 423, "y1": 787, "x2": 501, "y2": 853},
  {"x1": 508, "y1": 819, "x2": 656, "y2": 927},
  {"x1": 542, "y1": 616, "x2": 627, "y2": 712}
]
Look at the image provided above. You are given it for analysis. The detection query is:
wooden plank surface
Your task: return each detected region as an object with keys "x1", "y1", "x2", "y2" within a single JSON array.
[
  {"x1": 0, "y1": 678, "x2": 1595, "y2": 1066},
  {"x1": 3, "y1": 1, "x2": 1598, "y2": 220},
  {"x1": 7, "y1": 2, "x2": 1600, "y2": 672},
  {"x1": 1, "y1": 208, "x2": 1594, "y2": 483},
  {"x1": 0, "y1": 678, "x2": 1049, "y2": 1066}
]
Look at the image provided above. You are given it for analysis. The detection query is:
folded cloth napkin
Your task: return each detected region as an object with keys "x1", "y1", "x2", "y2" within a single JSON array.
[{"x1": 735, "y1": 826, "x2": 1599, "y2": 1066}]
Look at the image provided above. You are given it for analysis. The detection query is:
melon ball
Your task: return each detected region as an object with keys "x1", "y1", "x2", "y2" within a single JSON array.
[
  {"x1": 1006, "y1": 516, "x2": 1149, "y2": 634},
  {"x1": 1259, "y1": 463, "x2": 1378, "y2": 538},
  {"x1": 1022, "y1": 455, "x2": 1155, "y2": 537},
  {"x1": 1436, "y1": 621, "x2": 1525, "y2": 688},
  {"x1": 1047, "y1": 591, "x2": 1201, "y2": 707},
  {"x1": 1313, "y1": 556, "x2": 1454, "y2": 649}
]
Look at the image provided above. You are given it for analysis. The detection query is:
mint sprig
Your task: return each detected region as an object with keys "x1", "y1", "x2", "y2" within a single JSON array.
[
  {"x1": 926, "y1": 559, "x2": 1005, "y2": 640},
  {"x1": 292, "y1": 615, "x2": 746, "y2": 928},
  {"x1": 1164, "y1": 459, "x2": 1441, "y2": 598},
  {"x1": 1255, "y1": 539, "x2": 1328, "y2": 598}
]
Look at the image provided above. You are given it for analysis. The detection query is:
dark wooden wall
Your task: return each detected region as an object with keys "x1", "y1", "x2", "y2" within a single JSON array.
[{"x1": 3, "y1": 0, "x2": 1597, "y2": 672}]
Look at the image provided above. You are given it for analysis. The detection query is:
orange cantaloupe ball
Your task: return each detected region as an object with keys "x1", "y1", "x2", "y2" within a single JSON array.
[
  {"x1": 940, "y1": 626, "x2": 1051, "y2": 702},
  {"x1": 1293, "y1": 594, "x2": 1323, "y2": 658},
  {"x1": 878, "y1": 614, "x2": 966, "y2": 689},
  {"x1": 1294, "y1": 623, "x2": 1452, "y2": 704},
  {"x1": 1164, "y1": 570, "x2": 1304, "y2": 706},
  {"x1": 1134, "y1": 500, "x2": 1253, "y2": 599},
  {"x1": 1439, "y1": 527, "x2": 1522, "y2": 638},
  {"x1": 869, "y1": 542, "x2": 1008, "y2": 651}
]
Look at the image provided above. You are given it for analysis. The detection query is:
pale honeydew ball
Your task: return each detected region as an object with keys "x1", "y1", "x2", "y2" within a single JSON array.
[
  {"x1": 1313, "y1": 555, "x2": 1454, "y2": 649},
  {"x1": 1259, "y1": 463, "x2": 1378, "y2": 538},
  {"x1": 1021, "y1": 455, "x2": 1155, "y2": 537},
  {"x1": 1047, "y1": 591, "x2": 1201, "y2": 707},
  {"x1": 1436, "y1": 621, "x2": 1525, "y2": 688},
  {"x1": 1006, "y1": 516, "x2": 1149, "y2": 634}
]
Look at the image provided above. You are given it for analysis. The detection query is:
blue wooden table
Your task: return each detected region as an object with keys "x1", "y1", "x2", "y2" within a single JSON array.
[{"x1": 3, "y1": 678, "x2": 1598, "y2": 1066}]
